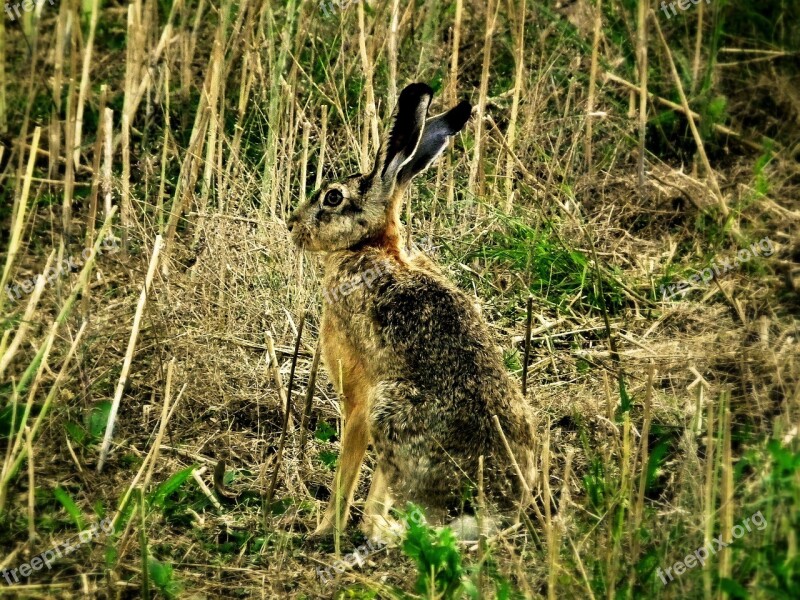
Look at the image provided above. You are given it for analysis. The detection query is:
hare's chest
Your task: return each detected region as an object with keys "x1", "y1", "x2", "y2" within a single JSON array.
[{"x1": 320, "y1": 308, "x2": 380, "y2": 415}]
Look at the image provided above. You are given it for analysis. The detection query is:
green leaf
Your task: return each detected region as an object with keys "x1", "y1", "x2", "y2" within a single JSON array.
[
  {"x1": 148, "y1": 466, "x2": 196, "y2": 509},
  {"x1": 269, "y1": 497, "x2": 293, "y2": 516},
  {"x1": 53, "y1": 486, "x2": 86, "y2": 531},
  {"x1": 401, "y1": 503, "x2": 466, "y2": 599},
  {"x1": 720, "y1": 578, "x2": 749, "y2": 599},
  {"x1": 87, "y1": 401, "x2": 112, "y2": 439},
  {"x1": 706, "y1": 95, "x2": 728, "y2": 122},
  {"x1": 0, "y1": 403, "x2": 21, "y2": 440},
  {"x1": 64, "y1": 421, "x2": 87, "y2": 445},
  {"x1": 318, "y1": 450, "x2": 338, "y2": 470},
  {"x1": 148, "y1": 557, "x2": 182, "y2": 599},
  {"x1": 618, "y1": 378, "x2": 632, "y2": 414},
  {"x1": 314, "y1": 421, "x2": 337, "y2": 442},
  {"x1": 105, "y1": 546, "x2": 118, "y2": 568},
  {"x1": 646, "y1": 440, "x2": 671, "y2": 492}
]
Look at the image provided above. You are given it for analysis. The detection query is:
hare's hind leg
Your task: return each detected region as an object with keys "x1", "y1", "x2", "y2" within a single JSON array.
[{"x1": 361, "y1": 465, "x2": 401, "y2": 542}]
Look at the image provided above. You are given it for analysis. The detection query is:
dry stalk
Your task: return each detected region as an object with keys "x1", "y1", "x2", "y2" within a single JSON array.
[
  {"x1": 491, "y1": 414, "x2": 545, "y2": 531},
  {"x1": 102, "y1": 107, "x2": 114, "y2": 217},
  {"x1": 0, "y1": 127, "x2": 41, "y2": 316},
  {"x1": 387, "y1": 0, "x2": 400, "y2": 112},
  {"x1": 0, "y1": 15, "x2": 6, "y2": 132},
  {"x1": 97, "y1": 235, "x2": 164, "y2": 472},
  {"x1": 192, "y1": 466, "x2": 224, "y2": 511},
  {"x1": 315, "y1": 106, "x2": 328, "y2": 191},
  {"x1": 602, "y1": 72, "x2": 764, "y2": 151},
  {"x1": 121, "y1": 112, "x2": 131, "y2": 248},
  {"x1": 691, "y1": 1, "x2": 705, "y2": 94},
  {"x1": 299, "y1": 342, "x2": 322, "y2": 461},
  {"x1": 630, "y1": 362, "x2": 655, "y2": 563},
  {"x1": 62, "y1": 15, "x2": 78, "y2": 239},
  {"x1": 703, "y1": 389, "x2": 719, "y2": 598},
  {"x1": 299, "y1": 119, "x2": 312, "y2": 208},
  {"x1": 505, "y1": 0, "x2": 526, "y2": 212},
  {"x1": 468, "y1": 0, "x2": 499, "y2": 201},
  {"x1": 446, "y1": 0, "x2": 463, "y2": 210},
  {"x1": 110, "y1": 381, "x2": 187, "y2": 533},
  {"x1": 477, "y1": 454, "x2": 486, "y2": 592},
  {"x1": 636, "y1": 0, "x2": 648, "y2": 188},
  {"x1": 49, "y1": 7, "x2": 65, "y2": 178},
  {"x1": 0, "y1": 250, "x2": 55, "y2": 378},
  {"x1": 652, "y1": 12, "x2": 728, "y2": 217},
  {"x1": 357, "y1": 0, "x2": 379, "y2": 171},
  {"x1": 266, "y1": 333, "x2": 293, "y2": 430},
  {"x1": 86, "y1": 85, "x2": 108, "y2": 250},
  {"x1": 719, "y1": 393, "x2": 734, "y2": 590},
  {"x1": 543, "y1": 425, "x2": 557, "y2": 600},
  {"x1": 25, "y1": 427, "x2": 35, "y2": 542},
  {"x1": 73, "y1": 0, "x2": 101, "y2": 169},
  {"x1": 157, "y1": 71, "x2": 170, "y2": 236},
  {"x1": 265, "y1": 314, "x2": 305, "y2": 511},
  {"x1": 141, "y1": 358, "x2": 176, "y2": 492},
  {"x1": 585, "y1": 0, "x2": 603, "y2": 171},
  {"x1": 521, "y1": 295, "x2": 533, "y2": 396}
]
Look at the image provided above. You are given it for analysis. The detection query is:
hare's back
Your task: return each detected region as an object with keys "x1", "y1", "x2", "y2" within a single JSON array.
[{"x1": 371, "y1": 268, "x2": 511, "y2": 406}]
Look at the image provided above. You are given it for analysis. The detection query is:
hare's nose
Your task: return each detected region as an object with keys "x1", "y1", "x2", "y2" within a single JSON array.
[{"x1": 287, "y1": 215, "x2": 296, "y2": 232}]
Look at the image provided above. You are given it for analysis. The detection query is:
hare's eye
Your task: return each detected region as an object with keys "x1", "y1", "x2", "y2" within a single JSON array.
[{"x1": 323, "y1": 189, "x2": 344, "y2": 207}]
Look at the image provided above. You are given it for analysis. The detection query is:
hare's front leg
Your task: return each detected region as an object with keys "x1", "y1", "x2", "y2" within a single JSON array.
[
  {"x1": 312, "y1": 404, "x2": 369, "y2": 536},
  {"x1": 312, "y1": 387, "x2": 370, "y2": 537}
]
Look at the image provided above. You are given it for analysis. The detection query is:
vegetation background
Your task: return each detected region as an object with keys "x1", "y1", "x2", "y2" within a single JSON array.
[{"x1": 0, "y1": 0, "x2": 798, "y2": 597}]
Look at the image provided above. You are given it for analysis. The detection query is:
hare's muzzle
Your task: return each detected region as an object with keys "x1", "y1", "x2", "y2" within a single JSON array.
[{"x1": 286, "y1": 213, "x2": 308, "y2": 248}]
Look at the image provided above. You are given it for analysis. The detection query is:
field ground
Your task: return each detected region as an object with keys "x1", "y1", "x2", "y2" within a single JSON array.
[{"x1": 0, "y1": 0, "x2": 799, "y2": 598}]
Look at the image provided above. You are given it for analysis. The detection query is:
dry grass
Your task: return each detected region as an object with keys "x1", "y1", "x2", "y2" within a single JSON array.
[{"x1": 1, "y1": 0, "x2": 799, "y2": 598}]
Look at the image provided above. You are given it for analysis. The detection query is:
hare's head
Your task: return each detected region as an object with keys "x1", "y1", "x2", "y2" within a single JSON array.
[{"x1": 288, "y1": 83, "x2": 471, "y2": 252}]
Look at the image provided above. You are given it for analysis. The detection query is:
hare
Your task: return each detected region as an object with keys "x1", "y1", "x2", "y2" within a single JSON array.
[{"x1": 288, "y1": 83, "x2": 537, "y2": 540}]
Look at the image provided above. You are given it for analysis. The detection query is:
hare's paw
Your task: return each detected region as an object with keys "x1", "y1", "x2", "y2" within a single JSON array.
[
  {"x1": 445, "y1": 514, "x2": 501, "y2": 542},
  {"x1": 308, "y1": 511, "x2": 343, "y2": 540},
  {"x1": 360, "y1": 513, "x2": 405, "y2": 546},
  {"x1": 309, "y1": 520, "x2": 334, "y2": 539}
]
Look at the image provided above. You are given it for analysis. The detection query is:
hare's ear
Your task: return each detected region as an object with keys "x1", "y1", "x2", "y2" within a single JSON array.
[
  {"x1": 397, "y1": 100, "x2": 472, "y2": 187},
  {"x1": 372, "y1": 83, "x2": 433, "y2": 189}
]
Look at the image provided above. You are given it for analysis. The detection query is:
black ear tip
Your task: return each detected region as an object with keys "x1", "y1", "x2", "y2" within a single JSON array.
[
  {"x1": 399, "y1": 82, "x2": 434, "y2": 105},
  {"x1": 446, "y1": 100, "x2": 473, "y2": 131}
]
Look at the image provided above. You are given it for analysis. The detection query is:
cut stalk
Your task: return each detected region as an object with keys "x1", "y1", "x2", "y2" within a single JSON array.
[
  {"x1": 505, "y1": 0, "x2": 526, "y2": 212},
  {"x1": 468, "y1": 0, "x2": 499, "y2": 201},
  {"x1": 73, "y1": 0, "x2": 100, "y2": 169},
  {"x1": 636, "y1": 0, "x2": 648, "y2": 188},
  {"x1": 585, "y1": 0, "x2": 603, "y2": 171},
  {"x1": 446, "y1": 0, "x2": 463, "y2": 210}
]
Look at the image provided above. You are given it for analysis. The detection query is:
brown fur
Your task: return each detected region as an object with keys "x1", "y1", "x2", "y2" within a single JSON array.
[{"x1": 287, "y1": 83, "x2": 537, "y2": 539}]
